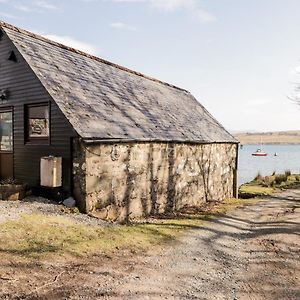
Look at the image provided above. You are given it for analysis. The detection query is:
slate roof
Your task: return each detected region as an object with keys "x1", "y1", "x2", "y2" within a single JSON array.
[{"x1": 0, "y1": 22, "x2": 237, "y2": 143}]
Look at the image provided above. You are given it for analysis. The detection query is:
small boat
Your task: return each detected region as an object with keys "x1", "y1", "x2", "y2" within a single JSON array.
[
  {"x1": 252, "y1": 148, "x2": 268, "y2": 156},
  {"x1": 252, "y1": 137, "x2": 268, "y2": 156}
]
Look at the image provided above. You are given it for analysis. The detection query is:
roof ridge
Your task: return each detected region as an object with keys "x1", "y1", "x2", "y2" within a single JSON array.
[{"x1": 0, "y1": 21, "x2": 188, "y2": 93}]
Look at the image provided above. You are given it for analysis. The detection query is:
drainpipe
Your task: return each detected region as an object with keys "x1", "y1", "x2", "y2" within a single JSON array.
[{"x1": 233, "y1": 143, "x2": 239, "y2": 198}]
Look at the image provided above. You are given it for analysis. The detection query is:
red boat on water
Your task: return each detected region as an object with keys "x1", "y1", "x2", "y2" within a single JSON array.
[{"x1": 252, "y1": 149, "x2": 268, "y2": 156}]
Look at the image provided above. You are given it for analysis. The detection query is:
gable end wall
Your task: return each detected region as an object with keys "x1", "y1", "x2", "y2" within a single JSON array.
[{"x1": 0, "y1": 29, "x2": 76, "y2": 193}]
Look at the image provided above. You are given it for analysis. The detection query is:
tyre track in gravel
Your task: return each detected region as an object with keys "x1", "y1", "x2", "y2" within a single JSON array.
[{"x1": 109, "y1": 190, "x2": 300, "y2": 300}]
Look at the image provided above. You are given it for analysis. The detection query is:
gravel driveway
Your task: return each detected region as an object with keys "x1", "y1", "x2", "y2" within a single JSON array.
[
  {"x1": 0, "y1": 190, "x2": 299, "y2": 299},
  {"x1": 110, "y1": 190, "x2": 300, "y2": 299},
  {"x1": 0, "y1": 196, "x2": 107, "y2": 226}
]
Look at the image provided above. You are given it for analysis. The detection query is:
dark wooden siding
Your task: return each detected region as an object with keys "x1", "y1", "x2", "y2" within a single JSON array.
[{"x1": 0, "y1": 29, "x2": 77, "y2": 194}]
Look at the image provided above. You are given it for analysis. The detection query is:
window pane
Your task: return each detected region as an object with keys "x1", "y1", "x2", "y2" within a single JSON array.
[
  {"x1": 28, "y1": 105, "x2": 49, "y2": 138},
  {"x1": 0, "y1": 111, "x2": 13, "y2": 151}
]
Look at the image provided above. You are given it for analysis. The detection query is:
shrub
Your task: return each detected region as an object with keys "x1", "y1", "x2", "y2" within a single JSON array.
[
  {"x1": 275, "y1": 174, "x2": 288, "y2": 185},
  {"x1": 295, "y1": 175, "x2": 300, "y2": 182},
  {"x1": 263, "y1": 176, "x2": 275, "y2": 187},
  {"x1": 285, "y1": 170, "x2": 291, "y2": 177},
  {"x1": 254, "y1": 172, "x2": 263, "y2": 182}
]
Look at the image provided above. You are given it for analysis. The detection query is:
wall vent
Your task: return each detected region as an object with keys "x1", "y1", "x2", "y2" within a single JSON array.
[
  {"x1": 8, "y1": 51, "x2": 17, "y2": 62},
  {"x1": 0, "y1": 89, "x2": 9, "y2": 100}
]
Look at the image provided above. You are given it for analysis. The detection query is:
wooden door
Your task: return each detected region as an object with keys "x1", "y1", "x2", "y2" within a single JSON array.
[{"x1": 0, "y1": 108, "x2": 13, "y2": 180}]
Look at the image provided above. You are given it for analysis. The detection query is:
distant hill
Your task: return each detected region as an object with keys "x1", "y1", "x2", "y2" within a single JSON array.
[{"x1": 234, "y1": 130, "x2": 300, "y2": 144}]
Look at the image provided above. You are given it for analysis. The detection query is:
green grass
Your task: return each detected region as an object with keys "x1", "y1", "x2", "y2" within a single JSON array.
[
  {"x1": 239, "y1": 183, "x2": 275, "y2": 198},
  {"x1": 239, "y1": 172, "x2": 300, "y2": 198},
  {"x1": 0, "y1": 198, "x2": 254, "y2": 259}
]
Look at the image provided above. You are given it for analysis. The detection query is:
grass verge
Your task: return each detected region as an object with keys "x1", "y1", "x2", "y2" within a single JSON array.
[
  {"x1": 239, "y1": 172, "x2": 300, "y2": 198},
  {"x1": 239, "y1": 183, "x2": 275, "y2": 198},
  {"x1": 0, "y1": 198, "x2": 254, "y2": 259}
]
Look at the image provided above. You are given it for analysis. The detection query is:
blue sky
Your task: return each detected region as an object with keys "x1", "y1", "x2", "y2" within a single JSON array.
[{"x1": 1, "y1": 0, "x2": 300, "y2": 132}]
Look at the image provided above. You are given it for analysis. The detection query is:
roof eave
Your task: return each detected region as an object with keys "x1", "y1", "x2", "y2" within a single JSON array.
[{"x1": 81, "y1": 137, "x2": 239, "y2": 145}]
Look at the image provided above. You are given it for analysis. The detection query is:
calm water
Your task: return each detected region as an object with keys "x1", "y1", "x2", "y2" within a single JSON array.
[{"x1": 238, "y1": 144, "x2": 300, "y2": 186}]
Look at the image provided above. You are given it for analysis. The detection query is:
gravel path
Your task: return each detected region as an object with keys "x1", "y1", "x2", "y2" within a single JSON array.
[
  {"x1": 0, "y1": 196, "x2": 107, "y2": 226},
  {"x1": 109, "y1": 190, "x2": 300, "y2": 299}
]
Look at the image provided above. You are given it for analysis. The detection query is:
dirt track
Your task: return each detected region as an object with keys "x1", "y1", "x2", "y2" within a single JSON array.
[{"x1": 1, "y1": 190, "x2": 299, "y2": 299}]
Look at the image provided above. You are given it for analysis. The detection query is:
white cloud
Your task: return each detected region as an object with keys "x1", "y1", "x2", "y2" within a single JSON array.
[
  {"x1": 14, "y1": 0, "x2": 61, "y2": 13},
  {"x1": 43, "y1": 34, "x2": 99, "y2": 55},
  {"x1": 107, "y1": 0, "x2": 216, "y2": 23},
  {"x1": 149, "y1": 0, "x2": 194, "y2": 11},
  {"x1": 14, "y1": 4, "x2": 35, "y2": 12},
  {"x1": 193, "y1": 8, "x2": 216, "y2": 23},
  {"x1": 34, "y1": 0, "x2": 59, "y2": 11},
  {"x1": 0, "y1": 12, "x2": 21, "y2": 20},
  {"x1": 110, "y1": 22, "x2": 137, "y2": 31},
  {"x1": 108, "y1": 0, "x2": 145, "y2": 2}
]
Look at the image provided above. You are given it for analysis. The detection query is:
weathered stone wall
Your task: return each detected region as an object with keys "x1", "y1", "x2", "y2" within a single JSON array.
[
  {"x1": 73, "y1": 141, "x2": 237, "y2": 221},
  {"x1": 72, "y1": 140, "x2": 87, "y2": 212}
]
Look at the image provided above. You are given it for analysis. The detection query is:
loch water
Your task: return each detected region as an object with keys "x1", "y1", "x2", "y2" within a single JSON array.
[{"x1": 238, "y1": 144, "x2": 300, "y2": 186}]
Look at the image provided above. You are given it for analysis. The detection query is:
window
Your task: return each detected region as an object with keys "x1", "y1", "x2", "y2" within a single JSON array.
[
  {"x1": 0, "y1": 110, "x2": 13, "y2": 151},
  {"x1": 26, "y1": 103, "x2": 49, "y2": 143}
]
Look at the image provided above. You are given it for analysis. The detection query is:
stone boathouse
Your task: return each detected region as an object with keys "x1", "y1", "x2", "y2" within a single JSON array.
[{"x1": 0, "y1": 21, "x2": 238, "y2": 221}]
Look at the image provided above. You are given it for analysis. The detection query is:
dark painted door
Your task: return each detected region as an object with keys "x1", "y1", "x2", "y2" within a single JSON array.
[{"x1": 0, "y1": 108, "x2": 13, "y2": 180}]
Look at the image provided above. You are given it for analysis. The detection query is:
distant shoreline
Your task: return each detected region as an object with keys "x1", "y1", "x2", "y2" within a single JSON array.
[
  {"x1": 234, "y1": 130, "x2": 300, "y2": 145},
  {"x1": 239, "y1": 142, "x2": 300, "y2": 145}
]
